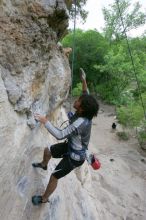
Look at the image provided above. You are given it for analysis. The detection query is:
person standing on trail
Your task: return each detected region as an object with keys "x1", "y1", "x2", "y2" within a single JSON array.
[{"x1": 32, "y1": 68, "x2": 99, "y2": 205}]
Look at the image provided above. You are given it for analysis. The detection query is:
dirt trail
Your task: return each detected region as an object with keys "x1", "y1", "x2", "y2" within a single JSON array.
[
  {"x1": 90, "y1": 100, "x2": 145, "y2": 161},
  {"x1": 91, "y1": 101, "x2": 134, "y2": 154}
]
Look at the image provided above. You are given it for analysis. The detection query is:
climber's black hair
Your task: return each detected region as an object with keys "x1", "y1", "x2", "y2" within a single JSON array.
[{"x1": 79, "y1": 94, "x2": 99, "y2": 120}]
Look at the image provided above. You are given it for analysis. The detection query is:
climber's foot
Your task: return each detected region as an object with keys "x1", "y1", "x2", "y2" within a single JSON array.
[
  {"x1": 32, "y1": 162, "x2": 47, "y2": 170},
  {"x1": 32, "y1": 195, "x2": 49, "y2": 205}
]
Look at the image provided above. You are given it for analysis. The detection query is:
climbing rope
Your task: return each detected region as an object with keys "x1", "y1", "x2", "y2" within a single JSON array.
[
  {"x1": 116, "y1": 0, "x2": 146, "y2": 120},
  {"x1": 70, "y1": 0, "x2": 77, "y2": 111}
]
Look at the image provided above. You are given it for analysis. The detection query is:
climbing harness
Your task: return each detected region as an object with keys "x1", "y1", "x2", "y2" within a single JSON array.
[{"x1": 69, "y1": 145, "x2": 86, "y2": 161}]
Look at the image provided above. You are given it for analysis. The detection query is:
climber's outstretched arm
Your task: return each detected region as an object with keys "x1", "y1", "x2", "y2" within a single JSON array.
[
  {"x1": 80, "y1": 68, "x2": 89, "y2": 94},
  {"x1": 34, "y1": 113, "x2": 84, "y2": 140}
]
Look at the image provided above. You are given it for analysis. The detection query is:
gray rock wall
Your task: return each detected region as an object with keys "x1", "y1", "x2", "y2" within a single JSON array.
[
  {"x1": 0, "y1": 0, "x2": 70, "y2": 115},
  {"x1": 0, "y1": 1, "x2": 73, "y2": 219}
]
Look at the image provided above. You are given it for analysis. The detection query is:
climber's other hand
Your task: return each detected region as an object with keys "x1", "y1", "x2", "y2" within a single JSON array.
[
  {"x1": 80, "y1": 68, "x2": 86, "y2": 81},
  {"x1": 34, "y1": 113, "x2": 48, "y2": 124}
]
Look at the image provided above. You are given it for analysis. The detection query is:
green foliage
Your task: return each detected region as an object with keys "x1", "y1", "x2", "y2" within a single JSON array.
[
  {"x1": 130, "y1": 37, "x2": 146, "y2": 94},
  {"x1": 94, "y1": 37, "x2": 146, "y2": 105},
  {"x1": 137, "y1": 121, "x2": 146, "y2": 148},
  {"x1": 95, "y1": 44, "x2": 133, "y2": 102},
  {"x1": 62, "y1": 29, "x2": 108, "y2": 89},
  {"x1": 103, "y1": 0, "x2": 146, "y2": 41},
  {"x1": 69, "y1": 0, "x2": 88, "y2": 23},
  {"x1": 116, "y1": 102, "x2": 144, "y2": 127},
  {"x1": 61, "y1": 1, "x2": 146, "y2": 129},
  {"x1": 116, "y1": 91, "x2": 146, "y2": 128},
  {"x1": 72, "y1": 83, "x2": 82, "y2": 97},
  {"x1": 95, "y1": 83, "x2": 117, "y2": 104},
  {"x1": 138, "y1": 130, "x2": 146, "y2": 143},
  {"x1": 116, "y1": 131, "x2": 129, "y2": 141}
]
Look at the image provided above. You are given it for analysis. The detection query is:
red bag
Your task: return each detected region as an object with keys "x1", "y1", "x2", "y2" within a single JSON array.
[{"x1": 91, "y1": 155, "x2": 101, "y2": 170}]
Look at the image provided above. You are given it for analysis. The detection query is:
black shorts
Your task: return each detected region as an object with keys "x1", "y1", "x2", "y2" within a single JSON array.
[{"x1": 50, "y1": 142, "x2": 85, "y2": 179}]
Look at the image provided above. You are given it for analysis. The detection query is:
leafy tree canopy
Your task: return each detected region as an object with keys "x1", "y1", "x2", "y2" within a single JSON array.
[
  {"x1": 103, "y1": 0, "x2": 146, "y2": 42},
  {"x1": 62, "y1": 1, "x2": 146, "y2": 129},
  {"x1": 62, "y1": 29, "x2": 109, "y2": 89},
  {"x1": 68, "y1": 0, "x2": 88, "y2": 23}
]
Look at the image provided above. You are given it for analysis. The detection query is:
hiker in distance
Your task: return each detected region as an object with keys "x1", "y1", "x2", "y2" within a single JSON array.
[{"x1": 32, "y1": 68, "x2": 99, "y2": 205}]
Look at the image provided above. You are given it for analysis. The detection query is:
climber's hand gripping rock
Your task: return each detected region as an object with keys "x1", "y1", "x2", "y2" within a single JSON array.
[{"x1": 34, "y1": 113, "x2": 48, "y2": 124}]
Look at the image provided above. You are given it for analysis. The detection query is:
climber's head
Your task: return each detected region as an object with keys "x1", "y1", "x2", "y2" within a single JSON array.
[{"x1": 73, "y1": 94, "x2": 99, "y2": 120}]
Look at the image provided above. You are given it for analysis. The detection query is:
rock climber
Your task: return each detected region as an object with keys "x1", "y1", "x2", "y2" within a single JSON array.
[{"x1": 32, "y1": 68, "x2": 99, "y2": 205}]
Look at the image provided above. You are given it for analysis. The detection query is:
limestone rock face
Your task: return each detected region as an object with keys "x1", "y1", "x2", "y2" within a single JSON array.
[
  {"x1": 0, "y1": 1, "x2": 72, "y2": 219},
  {"x1": 0, "y1": 0, "x2": 71, "y2": 125}
]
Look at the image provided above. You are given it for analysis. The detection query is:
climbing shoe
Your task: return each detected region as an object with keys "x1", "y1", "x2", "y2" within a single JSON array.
[
  {"x1": 32, "y1": 195, "x2": 49, "y2": 205},
  {"x1": 32, "y1": 162, "x2": 47, "y2": 170},
  {"x1": 32, "y1": 195, "x2": 42, "y2": 205}
]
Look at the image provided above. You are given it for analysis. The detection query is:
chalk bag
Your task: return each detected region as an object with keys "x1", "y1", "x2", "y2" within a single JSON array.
[{"x1": 91, "y1": 155, "x2": 101, "y2": 170}]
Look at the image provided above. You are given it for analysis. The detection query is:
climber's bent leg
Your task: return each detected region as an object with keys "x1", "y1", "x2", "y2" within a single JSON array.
[
  {"x1": 51, "y1": 156, "x2": 85, "y2": 179},
  {"x1": 42, "y1": 174, "x2": 58, "y2": 202},
  {"x1": 32, "y1": 142, "x2": 68, "y2": 170},
  {"x1": 32, "y1": 147, "x2": 51, "y2": 170},
  {"x1": 50, "y1": 141, "x2": 68, "y2": 158},
  {"x1": 41, "y1": 147, "x2": 52, "y2": 167},
  {"x1": 32, "y1": 142, "x2": 84, "y2": 205},
  {"x1": 32, "y1": 174, "x2": 58, "y2": 205},
  {"x1": 40, "y1": 141, "x2": 69, "y2": 168},
  {"x1": 41, "y1": 156, "x2": 84, "y2": 202}
]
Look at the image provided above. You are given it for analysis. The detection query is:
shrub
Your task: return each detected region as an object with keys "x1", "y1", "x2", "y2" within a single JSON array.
[
  {"x1": 116, "y1": 131, "x2": 129, "y2": 140},
  {"x1": 117, "y1": 103, "x2": 144, "y2": 127},
  {"x1": 72, "y1": 83, "x2": 82, "y2": 97},
  {"x1": 137, "y1": 121, "x2": 146, "y2": 148}
]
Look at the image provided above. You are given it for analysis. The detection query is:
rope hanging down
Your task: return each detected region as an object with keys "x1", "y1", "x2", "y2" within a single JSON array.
[
  {"x1": 116, "y1": 0, "x2": 146, "y2": 120},
  {"x1": 70, "y1": 0, "x2": 77, "y2": 111}
]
